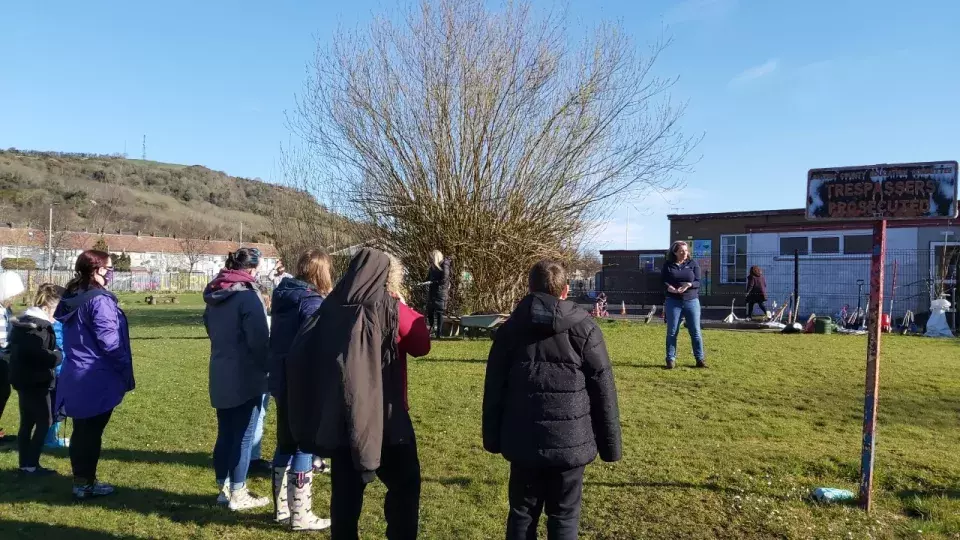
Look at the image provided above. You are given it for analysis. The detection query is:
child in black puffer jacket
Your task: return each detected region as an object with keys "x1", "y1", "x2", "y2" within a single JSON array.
[{"x1": 9, "y1": 284, "x2": 64, "y2": 475}]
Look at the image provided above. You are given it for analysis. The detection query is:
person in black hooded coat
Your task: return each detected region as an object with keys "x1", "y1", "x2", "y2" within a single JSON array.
[
  {"x1": 286, "y1": 248, "x2": 430, "y2": 540},
  {"x1": 483, "y1": 260, "x2": 622, "y2": 540},
  {"x1": 425, "y1": 250, "x2": 451, "y2": 339}
]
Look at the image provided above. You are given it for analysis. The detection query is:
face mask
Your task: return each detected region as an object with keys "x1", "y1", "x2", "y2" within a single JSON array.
[{"x1": 103, "y1": 268, "x2": 115, "y2": 287}]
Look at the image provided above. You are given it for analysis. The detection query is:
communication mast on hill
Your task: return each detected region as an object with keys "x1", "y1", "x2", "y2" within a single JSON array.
[{"x1": 142, "y1": 135, "x2": 147, "y2": 161}]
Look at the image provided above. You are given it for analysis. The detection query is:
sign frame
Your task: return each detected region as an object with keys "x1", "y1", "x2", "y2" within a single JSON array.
[
  {"x1": 806, "y1": 160, "x2": 959, "y2": 222},
  {"x1": 805, "y1": 159, "x2": 958, "y2": 513}
]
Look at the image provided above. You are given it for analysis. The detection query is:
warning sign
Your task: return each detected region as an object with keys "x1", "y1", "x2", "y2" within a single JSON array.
[{"x1": 807, "y1": 161, "x2": 958, "y2": 220}]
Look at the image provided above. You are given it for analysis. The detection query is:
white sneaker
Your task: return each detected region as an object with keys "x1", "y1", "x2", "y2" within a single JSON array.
[{"x1": 228, "y1": 486, "x2": 270, "y2": 511}]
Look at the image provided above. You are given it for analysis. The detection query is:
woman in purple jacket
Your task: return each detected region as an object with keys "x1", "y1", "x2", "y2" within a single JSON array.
[{"x1": 55, "y1": 250, "x2": 134, "y2": 499}]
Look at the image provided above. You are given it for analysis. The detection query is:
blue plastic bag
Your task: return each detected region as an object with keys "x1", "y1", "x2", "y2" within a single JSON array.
[{"x1": 812, "y1": 487, "x2": 855, "y2": 503}]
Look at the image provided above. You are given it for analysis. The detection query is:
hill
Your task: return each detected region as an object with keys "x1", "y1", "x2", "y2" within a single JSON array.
[{"x1": 0, "y1": 148, "x2": 316, "y2": 245}]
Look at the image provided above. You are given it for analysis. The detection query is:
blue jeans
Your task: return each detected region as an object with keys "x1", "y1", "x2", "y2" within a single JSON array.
[
  {"x1": 214, "y1": 397, "x2": 261, "y2": 490},
  {"x1": 665, "y1": 297, "x2": 704, "y2": 364},
  {"x1": 271, "y1": 397, "x2": 312, "y2": 473},
  {"x1": 250, "y1": 393, "x2": 269, "y2": 461}
]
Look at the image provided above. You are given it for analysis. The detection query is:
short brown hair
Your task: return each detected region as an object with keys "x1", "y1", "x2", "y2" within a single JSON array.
[
  {"x1": 296, "y1": 249, "x2": 333, "y2": 295},
  {"x1": 528, "y1": 260, "x2": 567, "y2": 297},
  {"x1": 34, "y1": 283, "x2": 65, "y2": 309}
]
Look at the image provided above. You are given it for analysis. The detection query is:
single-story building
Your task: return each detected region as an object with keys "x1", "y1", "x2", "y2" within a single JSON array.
[
  {"x1": 599, "y1": 249, "x2": 667, "y2": 304},
  {"x1": 667, "y1": 208, "x2": 960, "y2": 319}
]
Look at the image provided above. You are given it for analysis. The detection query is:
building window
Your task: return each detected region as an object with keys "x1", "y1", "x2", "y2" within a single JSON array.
[
  {"x1": 843, "y1": 234, "x2": 872, "y2": 254},
  {"x1": 720, "y1": 235, "x2": 747, "y2": 284},
  {"x1": 639, "y1": 255, "x2": 664, "y2": 272},
  {"x1": 780, "y1": 236, "x2": 808, "y2": 256},
  {"x1": 811, "y1": 236, "x2": 840, "y2": 254}
]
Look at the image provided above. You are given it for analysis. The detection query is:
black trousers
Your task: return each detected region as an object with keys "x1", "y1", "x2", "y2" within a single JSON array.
[
  {"x1": 70, "y1": 409, "x2": 113, "y2": 483},
  {"x1": 426, "y1": 307, "x2": 444, "y2": 339},
  {"x1": 746, "y1": 301, "x2": 768, "y2": 317},
  {"x1": 330, "y1": 441, "x2": 421, "y2": 540},
  {"x1": 0, "y1": 361, "x2": 10, "y2": 427},
  {"x1": 506, "y1": 464, "x2": 586, "y2": 540},
  {"x1": 17, "y1": 388, "x2": 52, "y2": 468}
]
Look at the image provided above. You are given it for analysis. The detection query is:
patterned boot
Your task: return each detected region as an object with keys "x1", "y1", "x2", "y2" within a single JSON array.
[
  {"x1": 273, "y1": 465, "x2": 290, "y2": 523},
  {"x1": 287, "y1": 470, "x2": 331, "y2": 531}
]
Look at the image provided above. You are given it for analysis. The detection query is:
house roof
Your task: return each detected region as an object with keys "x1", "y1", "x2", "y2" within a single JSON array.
[
  {"x1": 0, "y1": 227, "x2": 278, "y2": 257},
  {"x1": 599, "y1": 249, "x2": 667, "y2": 256},
  {"x1": 667, "y1": 208, "x2": 806, "y2": 221}
]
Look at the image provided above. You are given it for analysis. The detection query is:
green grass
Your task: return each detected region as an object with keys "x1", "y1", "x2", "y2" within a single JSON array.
[{"x1": 1, "y1": 293, "x2": 959, "y2": 539}]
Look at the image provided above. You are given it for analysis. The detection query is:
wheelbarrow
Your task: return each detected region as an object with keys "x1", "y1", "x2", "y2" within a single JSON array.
[{"x1": 458, "y1": 314, "x2": 509, "y2": 338}]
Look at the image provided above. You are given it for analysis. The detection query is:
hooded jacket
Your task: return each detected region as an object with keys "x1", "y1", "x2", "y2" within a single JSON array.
[
  {"x1": 483, "y1": 292, "x2": 622, "y2": 469},
  {"x1": 287, "y1": 248, "x2": 429, "y2": 476},
  {"x1": 426, "y1": 258, "x2": 452, "y2": 310},
  {"x1": 268, "y1": 276, "x2": 324, "y2": 397},
  {"x1": 9, "y1": 307, "x2": 62, "y2": 391},
  {"x1": 203, "y1": 269, "x2": 270, "y2": 410},
  {"x1": 54, "y1": 288, "x2": 134, "y2": 419}
]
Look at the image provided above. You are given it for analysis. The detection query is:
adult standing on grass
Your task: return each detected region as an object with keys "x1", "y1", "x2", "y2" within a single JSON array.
[
  {"x1": 745, "y1": 266, "x2": 769, "y2": 319},
  {"x1": 55, "y1": 250, "x2": 134, "y2": 499},
  {"x1": 662, "y1": 241, "x2": 706, "y2": 369},
  {"x1": 287, "y1": 248, "x2": 431, "y2": 540},
  {"x1": 0, "y1": 271, "x2": 26, "y2": 443},
  {"x1": 203, "y1": 247, "x2": 271, "y2": 511},
  {"x1": 10, "y1": 284, "x2": 64, "y2": 476},
  {"x1": 483, "y1": 260, "x2": 622, "y2": 540},
  {"x1": 425, "y1": 250, "x2": 451, "y2": 339},
  {"x1": 268, "y1": 249, "x2": 333, "y2": 531}
]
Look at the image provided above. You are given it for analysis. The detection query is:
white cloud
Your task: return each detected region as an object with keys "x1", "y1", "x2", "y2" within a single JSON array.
[{"x1": 729, "y1": 59, "x2": 779, "y2": 87}]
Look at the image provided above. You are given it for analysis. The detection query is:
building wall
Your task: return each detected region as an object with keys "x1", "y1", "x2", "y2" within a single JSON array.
[
  {"x1": 747, "y1": 227, "x2": 922, "y2": 317},
  {"x1": 668, "y1": 213, "x2": 805, "y2": 304}
]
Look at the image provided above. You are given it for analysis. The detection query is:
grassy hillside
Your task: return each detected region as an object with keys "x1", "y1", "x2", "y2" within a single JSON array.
[{"x1": 0, "y1": 148, "x2": 311, "y2": 243}]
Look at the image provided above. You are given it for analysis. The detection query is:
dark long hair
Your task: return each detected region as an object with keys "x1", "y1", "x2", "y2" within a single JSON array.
[
  {"x1": 225, "y1": 247, "x2": 261, "y2": 271},
  {"x1": 66, "y1": 250, "x2": 110, "y2": 294}
]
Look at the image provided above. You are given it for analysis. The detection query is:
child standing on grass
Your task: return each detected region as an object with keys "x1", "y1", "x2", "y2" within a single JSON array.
[
  {"x1": 44, "y1": 317, "x2": 69, "y2": 449},
  {"x1": 483, "y1": 260, "x2": 623, "y2": 540},
  {"x1": 0, "y1": 271, "x2": 27, "y2": 443},
  {"x1": 10, "y1": 284, "x2": 64, "y2": 475}
]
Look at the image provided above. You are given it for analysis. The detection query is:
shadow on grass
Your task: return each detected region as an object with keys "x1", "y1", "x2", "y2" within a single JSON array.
[
  {"x1": 130, "y1": 336, "x2": 208, "y2": 341},
  {"x1": 0, "y1": 470, "x2": 280, "y2": 532},
  {"x1": 0, "y1": 519, "x2": 140, "y2": 539},
  {"x1": 424, "y1": 476, "x2": 783, "y2": 498},
  {"x1": 418, "y1": 357, "x2": 669, "y2": 369},
  {"x1": 0, "y1": 446, "x2": 212, "y2": 468}
]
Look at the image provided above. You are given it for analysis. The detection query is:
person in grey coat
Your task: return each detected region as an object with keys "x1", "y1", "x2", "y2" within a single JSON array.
[{"x1": 203, "y1": 247, "x2": 271, "y2": 511}]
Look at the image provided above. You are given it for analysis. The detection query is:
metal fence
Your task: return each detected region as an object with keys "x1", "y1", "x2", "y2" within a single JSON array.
[
  {"x1": 593, "y1": 249, "x2": 960, "y2": 324},
  {"x1": 8, "y1": 269, "x2": 221, "y2": 293}
]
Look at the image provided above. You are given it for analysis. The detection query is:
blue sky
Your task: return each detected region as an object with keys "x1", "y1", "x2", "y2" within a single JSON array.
[{"x1": 2, "y1": 0, "x2": 958, "y2": 250}]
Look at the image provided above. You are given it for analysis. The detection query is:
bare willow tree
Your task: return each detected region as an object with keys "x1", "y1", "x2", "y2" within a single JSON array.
[{"x1": 291, "y1": 0, "x2": 697, "y2": 311}]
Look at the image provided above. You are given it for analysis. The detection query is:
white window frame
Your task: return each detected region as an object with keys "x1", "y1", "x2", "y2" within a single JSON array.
[
  {"x1": 777, "y1": 231, "x2": 873, "y2": 259},
  {"x1": 720, "y1": 235, "x2": 748, "y2": 284}
]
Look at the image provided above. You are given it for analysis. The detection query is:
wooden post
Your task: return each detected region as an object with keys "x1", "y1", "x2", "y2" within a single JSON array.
[{"x1": 859, "y1": 219, "x2": 887, "y2": 511}]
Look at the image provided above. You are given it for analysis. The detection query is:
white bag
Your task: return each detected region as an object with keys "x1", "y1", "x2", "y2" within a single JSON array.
[{"x1": 925, "y1": 298, "x2": 954, "y2": 338}]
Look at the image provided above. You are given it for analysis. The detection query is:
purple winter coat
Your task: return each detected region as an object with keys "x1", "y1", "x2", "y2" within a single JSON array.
[{"x1": 54, "y1": 288, "x2": 134, "y2": 419}]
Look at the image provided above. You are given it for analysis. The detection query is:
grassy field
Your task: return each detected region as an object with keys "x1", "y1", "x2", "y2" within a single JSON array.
[{"x1": 1, "y1": 294, "x2": 958, "y2": 539}]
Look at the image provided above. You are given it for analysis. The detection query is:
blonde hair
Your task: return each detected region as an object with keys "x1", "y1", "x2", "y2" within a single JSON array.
[
  {"x1": 34, "y1": 283, "x2": 65, "y2": 310},
  {"x1": 295, "y1": 249, "x2": 333, "y2": 295},
  {"x1": 386, "y1": 253, "x2": 407, "y2": 298},
  {"x1": 430, "y1": 250, "x2": 443, "y2": 269}
]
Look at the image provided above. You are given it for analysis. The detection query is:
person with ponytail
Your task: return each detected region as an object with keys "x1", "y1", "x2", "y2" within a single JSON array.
[
  {"x1": 55, "y1": 250, "x2": 134, "y2": 499},
  {"x1": 203, "y1": 247, "x2": 271, "y2": 511}
]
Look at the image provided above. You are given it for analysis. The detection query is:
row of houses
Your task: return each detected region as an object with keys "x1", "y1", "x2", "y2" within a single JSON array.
[
  {"x1": 600, "y1": 207, "x2": 960, "y2": 318},
  {"x1": 0, "y1": 226, "x2": 279, "y2": 275}
]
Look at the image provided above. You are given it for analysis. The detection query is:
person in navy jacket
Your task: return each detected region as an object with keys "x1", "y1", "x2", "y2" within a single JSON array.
[{"x1": 661, "y1": 241, "x2": 705, "y2": 369}]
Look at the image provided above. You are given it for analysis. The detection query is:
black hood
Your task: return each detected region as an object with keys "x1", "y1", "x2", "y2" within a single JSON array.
[
  {"x1": 512, "y1": 292, "x2": 588, "y2": 335},
  {"x1": 55, "y1": 287, "x2": 114, "y2": 323},
  {"x1": 325, "y1": 248, "x2": 390, "y2": 308}
]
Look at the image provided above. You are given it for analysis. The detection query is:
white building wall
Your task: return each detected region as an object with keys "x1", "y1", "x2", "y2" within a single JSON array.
[{"x1": 746, "y1": 227, "x2": 922, "y2": 318}]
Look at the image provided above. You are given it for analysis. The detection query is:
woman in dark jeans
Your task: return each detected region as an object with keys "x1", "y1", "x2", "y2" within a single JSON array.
[
  {"x1": 662, "y1": 241, "x2": 705, "y2": 369},
  {"x1": 745, "y1": 266, "x2": 769, "y2": 319},
  {"x1": 55, "y1": 250, "x2": 134, "y2": 499}
]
